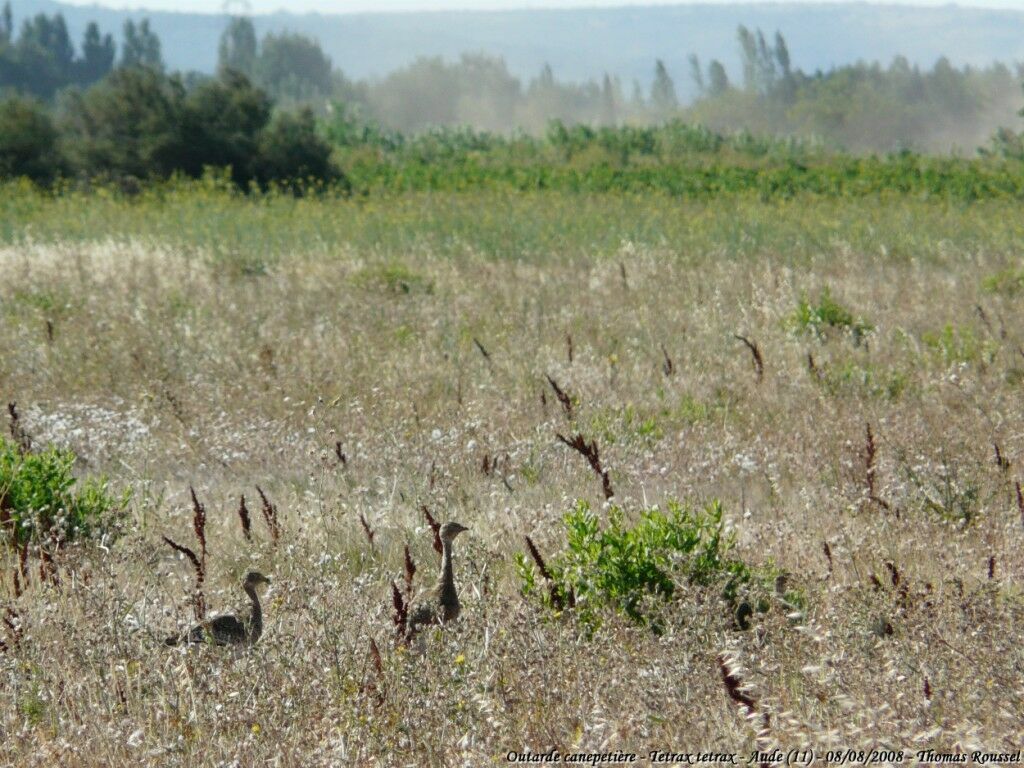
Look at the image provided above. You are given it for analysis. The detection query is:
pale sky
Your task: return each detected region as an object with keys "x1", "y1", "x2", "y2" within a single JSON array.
[{"x1": 58, "y1": 0, "x2": 1024, "y2": 15}]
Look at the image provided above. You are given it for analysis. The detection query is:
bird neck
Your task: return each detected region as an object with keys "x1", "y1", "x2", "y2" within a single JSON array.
[
  {"x1": 245, "y1": 585, "x2": 263, "y2": 642},
  {"x1": 439, "y1": 539, "x2": 457, "y2": 602}
]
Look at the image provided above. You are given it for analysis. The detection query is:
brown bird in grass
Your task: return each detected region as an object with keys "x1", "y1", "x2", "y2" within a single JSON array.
[
  {"x1": 165, "y1": 571, "x2": 271, "y2": 647},
  {"x1": 408, "y1": 522, "x2": 469, "y2": 636}
]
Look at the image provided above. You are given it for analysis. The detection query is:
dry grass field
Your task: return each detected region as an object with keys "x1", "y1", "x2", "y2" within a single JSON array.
[{"x1": 1, "y1": 188, "x2": 1023, "y2": 765}]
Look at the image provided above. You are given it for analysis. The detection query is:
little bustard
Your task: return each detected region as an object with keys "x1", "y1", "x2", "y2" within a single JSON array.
[
  {"x1": 165, "y1": 571, "x2": 271, "y2": 647},
  {"x1": 408, "y1": 522, "x2": 469, "y2": 637}
]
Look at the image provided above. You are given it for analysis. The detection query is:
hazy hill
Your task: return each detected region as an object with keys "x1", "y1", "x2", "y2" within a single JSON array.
[{"x1": 11, "y1": 1, "x2": 1024, "y2": 97}]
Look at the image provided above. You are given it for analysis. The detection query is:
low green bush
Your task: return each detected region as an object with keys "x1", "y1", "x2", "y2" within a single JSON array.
[
  {"x1": 921, "y1": 322, "x2": 996, "y2": 366},
  {"x1": 981, "y1": 267, "x2": 1024, "y2": 297},
  {"x1": 791, "y1": 287, "x2": 873, "y2": 344},
  {"x1": 517, "y1": 498, "x2": 755, "y2": 630},
  {"x1": 0, "y1": 436, "x2": 127, "y2": 546}
]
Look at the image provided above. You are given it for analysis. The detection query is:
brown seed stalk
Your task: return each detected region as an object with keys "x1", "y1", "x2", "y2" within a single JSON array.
[
  {"x1": 524, "y1": 535, "x2": 573, "y2": 610},
  {"x1": 189, "y1": 486, "x2": 207, "y2": 564},
  {"x1": 885, "y1": 560, "x2": 900, "y2": 588},
  {"x1": 7, "y1": 402, "x2": 32, "y2": 454},
  {"x1": 807, "y1": 352, "x2": 821, "y2": 380},
  {"x1": 993, "y1": 442, "x2": 1010, "y2": 472},
  {"x1": 660, "y1": 344, "x2": 674, "y2": 377},
  {"x1": 421, "y1": 505, "x2": 443, "y2": 555},
  {"x1": 255, "y1": 486, "x2": 281, "y2": 543},
  {"x1": 161, "y1": 535, "x2": 205, "y2": 620},
  {"x1": 717, "y1": 653, "x2": 758, "y2": 711},
  {"x1": 733, "y1": 335, "x2": 764, "y2": 383},
  {"x1": 556, "y1": 432, "x2": 613, "y2": 500},
  {"x1": 864, "y1": 423, "x2": 877, "y2": 498},
  {"x1": 473, "y1": 337, "x2": 491, "y2": 362},
  {"x1": 237, "y1": 495, "x2": 252, "y2": 542},
  {"x1": 391, "y1": 581, "x2": 408, "y2": 641},
  {"x1": 359, "y1": 514, "x2": 376, "y2": 548},
  {"x1": 365, "y1": 637, "x2": 387, "y2": 705},
  {"x1": 545, "y1": 375, "x2": 574, "y2": 421},
  {"x1": 524, "y1": 535, "x2": 553, "y2": 582},
  {"x1": 403, "y1": 545, "x2": 416, "y2": 594}
]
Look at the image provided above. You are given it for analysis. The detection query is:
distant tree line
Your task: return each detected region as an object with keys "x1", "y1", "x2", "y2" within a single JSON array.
[
  {"x1": 342, "y1": 25, "x2": 1020, "y2": 152},
  {"x1": 684, "y1": 25, "x2": 1022, "y2": 152},
  {"x1": 300, "y1": 19, "x2": 1018, "y2": 153},
  {"x1": 2, "y1": 7, "x2": 1024, "y2": 176}
]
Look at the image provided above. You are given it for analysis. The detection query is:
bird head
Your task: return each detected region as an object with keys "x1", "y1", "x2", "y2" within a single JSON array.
[
  {"x1": 439, "y1": 522, "x2": 469, "y2": 543},
  {"x1": 244, "y1": 571, "x2": 271, "y2": 589}
]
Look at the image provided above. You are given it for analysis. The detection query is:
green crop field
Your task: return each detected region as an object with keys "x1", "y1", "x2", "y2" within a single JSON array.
[{"x1": 1, "y1": 182, "x2": 1023, "y2": 764}]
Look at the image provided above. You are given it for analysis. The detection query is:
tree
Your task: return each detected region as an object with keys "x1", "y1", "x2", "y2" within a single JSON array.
[
  {"x1": 600, "y1": 73, "x2": 617, "y2": 125},
  {"x1": 0, "y1": 96, "x2": 62, "y2": 182},
  {"x1": 62, "y1": 67, "x2": 185, "y2": 178},
  {"x1": 179, "y1": 69, "x2": 272, "y2": 185},
  {"x1": 218, "y1": 17, "x2": 257, "y2": 77},
  {"x1": 535, "y1": 63, "x2": 555, "y2": 91},
  {"x1": 630, "y1": 79, "x2": 644, "y2": 109},
  {"x1": 1, "y1": 3, "x2": 12, "y2": 45},
  {"x1": 449, "y1": 52, "x2": 520, "y2": 129},
  {"x1": 688, "y1": 53, "x2": 704, "y2": 96},
  {"x1": 120, "y1": 19, "x2": 163, "y2": 72},
  {"x1": 774, "y1": 31, "x2": 791, "y2": 80},
  {"x1": 707, "y1": 60, "x2": 730, "y2": 96},
  {"x1": 650, "y1": 59, "x2": 678, "y2": 116},
  {"x1": 370, "y1": 56, "x2": 458, "y2": 130},
  {"x1": 773, "y1": 31, "x2": 795, "y2": 103},
  {"x1": 15, "y1": 13, "x2": 76, "y2": 97},
  {"x1": 17, "y1": 13, "x2": 75, "y2": 72},
  {"x1": 755, "y1": 29, "x2": 777, "y2": 89},
  {"x1": 255, "y1": 32, "x2": 332, "y2": 102},
  {"x1": 737, "y1": 25, "x2": 758, "y2": 91},
  {"x1": 79, "y1": 22, "x2": 115, "y2": 86},
  {"x1": 256, "y1": 106, "x2": 340, "y2": 189}
]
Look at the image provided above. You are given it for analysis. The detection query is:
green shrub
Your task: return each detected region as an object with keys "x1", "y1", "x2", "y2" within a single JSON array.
[
  {"x1": 517, "y1": 498, "x2": 754, "y2": 630},
  {"x1": 791, "y1": 287, "x2": 873, "y2": 344},
  {"x1": 60, "y1": 68, "x2": 345, "y2": 190},
  {"x1": 0, "y1": 436, "x2": 127, "y2": 546},
  {"x1": 352, "y1": 262, "x2": 433, "y2": 294},
  {"x1": 586, "y1": 404, "x2": 663, "y2": 446},
  {"x1": 256, "y1": 106, "x2": 344, "y2": 190},
  {"x1": 981, "y1": 267, "x2": 1024, "y2": 297},
  {"x1": 819, "y1": 360, "x2": 910, "y2": 401},
  {"x1": 0, "y1": 96, "x2": 64, "y2": 183},
  {"x1": 921, "y1": 323, "x2": 995, "y2": 366},
  {"x1": 901, "y1": 453, "x2": 980, "y2": 526}
]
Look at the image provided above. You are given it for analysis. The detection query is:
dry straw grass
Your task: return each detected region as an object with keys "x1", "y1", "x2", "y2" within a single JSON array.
[{"x1": 1, "y1": 192, "x2": 1023, "y2": 764}]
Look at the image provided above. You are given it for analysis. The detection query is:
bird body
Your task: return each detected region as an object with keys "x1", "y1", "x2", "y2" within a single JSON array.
[
  {"x1": 408, "y1": 522, "x2": 468, "y2": 636},
  {"x1": 165, "y1": 571, "x2": 270, "y2": 647}
]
